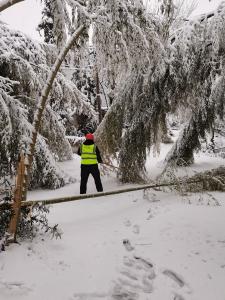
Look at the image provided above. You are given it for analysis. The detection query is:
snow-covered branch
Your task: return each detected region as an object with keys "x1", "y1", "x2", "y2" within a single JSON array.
[
  {"x1": 0, "y1": 0, "x2": 24, "y2": 12},
  {"x1": 0, "y1": 23, "x2": 94, "y2": 189}
]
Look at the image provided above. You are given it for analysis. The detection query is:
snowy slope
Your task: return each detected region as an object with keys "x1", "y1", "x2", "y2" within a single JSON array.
[{"x1": 0, "y1": 150, "x2": 225, "y2": 300}]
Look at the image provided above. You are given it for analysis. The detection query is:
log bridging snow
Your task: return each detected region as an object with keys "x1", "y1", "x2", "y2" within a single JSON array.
[{"x1": 2, "y1": 179, "x2": 200, "y2": 208}]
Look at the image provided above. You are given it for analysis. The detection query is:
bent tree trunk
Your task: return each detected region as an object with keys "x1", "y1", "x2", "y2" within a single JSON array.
[
  {"x1": 26, "y1": 25, "x2": 86, "y2": 191},
  {"x1": 0, "y1": 0, "x2": 24, "y2": 12}
]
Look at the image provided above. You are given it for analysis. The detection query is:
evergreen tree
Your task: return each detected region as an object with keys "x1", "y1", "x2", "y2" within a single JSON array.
[
  {"x1": 38, "y1": 0, "x2": 71, "y2": 50},
  {"x1": 37, "y1": 0, "x2": 55, "y2": 44},
  {"x1": 165, "y1": 2, "x2": 225, "y2": 165},
  {"x1": 92, "y1": 0, "x2": 169, "y2": 182},
  {"x1": 2, "y1": 0, "x2": 225, "y2": 186},
  {"x1": 0, "y1": 23, "x2": 95, "y2": 188}
]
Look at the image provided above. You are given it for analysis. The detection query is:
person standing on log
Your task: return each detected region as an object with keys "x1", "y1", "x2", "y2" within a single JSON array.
[{"x1": 77, "y1": 133, "x2": 103, "y2": 194}]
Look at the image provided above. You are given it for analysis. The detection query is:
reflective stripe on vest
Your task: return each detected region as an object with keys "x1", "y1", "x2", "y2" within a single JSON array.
[{"x1": 81, "y1": 144, "x2": 98, "y2": 165}]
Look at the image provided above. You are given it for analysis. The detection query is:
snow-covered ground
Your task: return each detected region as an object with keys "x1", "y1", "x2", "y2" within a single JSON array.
[{"x1": 0, "y1": 145, "x2": 225, "y2": 300}]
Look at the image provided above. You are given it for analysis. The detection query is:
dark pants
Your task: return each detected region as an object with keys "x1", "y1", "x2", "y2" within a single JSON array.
[{"x1": 80, "y1": 164, "x2": 103, "y2": 194}]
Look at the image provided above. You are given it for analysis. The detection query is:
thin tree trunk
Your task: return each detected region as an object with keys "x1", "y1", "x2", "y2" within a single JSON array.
[
  {"x1": 0, "y1": 0, "x2": 24, "y2": 12},
  {"x1": 26, "y1": 24, "x2": 86, "y2": 190},
  {"x1": 95, "y1": 68, "x2": 102, "y2": 123}
]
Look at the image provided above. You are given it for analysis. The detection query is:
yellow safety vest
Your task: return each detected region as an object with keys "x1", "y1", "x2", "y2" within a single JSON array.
[{"x1": 81, "y1": 144, "x2": 98, "y2": 165}]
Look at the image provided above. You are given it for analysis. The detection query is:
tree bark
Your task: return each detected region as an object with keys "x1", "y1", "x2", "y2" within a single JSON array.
[{"x1": 0, "y1": 0, "x2": 24, "y2": 12}]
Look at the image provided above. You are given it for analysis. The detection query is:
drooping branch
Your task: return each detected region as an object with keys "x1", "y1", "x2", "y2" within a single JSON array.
[
  {"x1": 0, "y1": 0, "x2": 24, "y2": 12},
  {"x1": 163, "y1": 0, "x2": 225, "y2": 167},
  {"x1": 165, "y1": 111, "x2": 211, "y2": 166},
  {"x1": 165, "y1": 72, "x2": 225, "y2": 166}
]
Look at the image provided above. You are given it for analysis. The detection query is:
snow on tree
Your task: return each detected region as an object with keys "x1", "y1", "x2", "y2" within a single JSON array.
[
  {"x1": 38, "y1": 0, "x2": 55, "y2": 44},
  {"x1": 0, "y1": 23, "x2": 95, "y2": 188},
  {"x1": 89, "y1": 0, "x2": 169, "y2": 182},
  {"x1": 31, "y1": 0, "x2": 167, "y2": 182},
  {"x1": 89, "y1": 0, "x2": 225, "y2": 181},
  {"x1": 166, "y1": 1, "x2": 225, "y2": 165},
  {"x1": 2, "y1": 0, "x2": 225, "y2": 185},
  {"x1": 71, "y1": 46, "x2": 97, "y2": 107},
  {"x1": 38, "y1": 0, "x2": 174, "y2": 182},
  {"x1": 20, "y1": 0, "x2": 225, "y2": 183},
  {"x1": 38, "y1": 0, "x2": 72, "y2": 49}
]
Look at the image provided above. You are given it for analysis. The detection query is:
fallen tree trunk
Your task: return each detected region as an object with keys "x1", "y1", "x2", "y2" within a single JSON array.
[
  {"x1": 0, "y1": 179, "x2": 201, "y2": 209},
  {"x1": 1, "y1": 166, "x2": 224, "y2": 210}
]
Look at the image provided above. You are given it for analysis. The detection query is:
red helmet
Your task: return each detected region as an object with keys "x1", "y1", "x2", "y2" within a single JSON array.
[{"x1": 85, "y1": 133, "x2": 94, "y2": 140}]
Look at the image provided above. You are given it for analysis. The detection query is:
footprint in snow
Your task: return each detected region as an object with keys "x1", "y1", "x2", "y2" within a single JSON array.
[
  {"x1": 162, "y1": 269, "x2": 185, "y2": 287},
  {"x1": 0, "y1": 280, "x2": 32, "y2": 296},
  {"x1": 111, "y1": 255, "x2": 155, "y2": 299},
  {"x1": 146, "y1": 214, "x2": 153, "y2": 220},
  {"x1": 174, "y1": 293, "x2": 185, "y2": 300},
  {"x1": 162, "y1": 269, "x2": 192, "y2": 297},
  {"x1": 123, "y1": 239, "x2": 135, "y2": 251}
]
